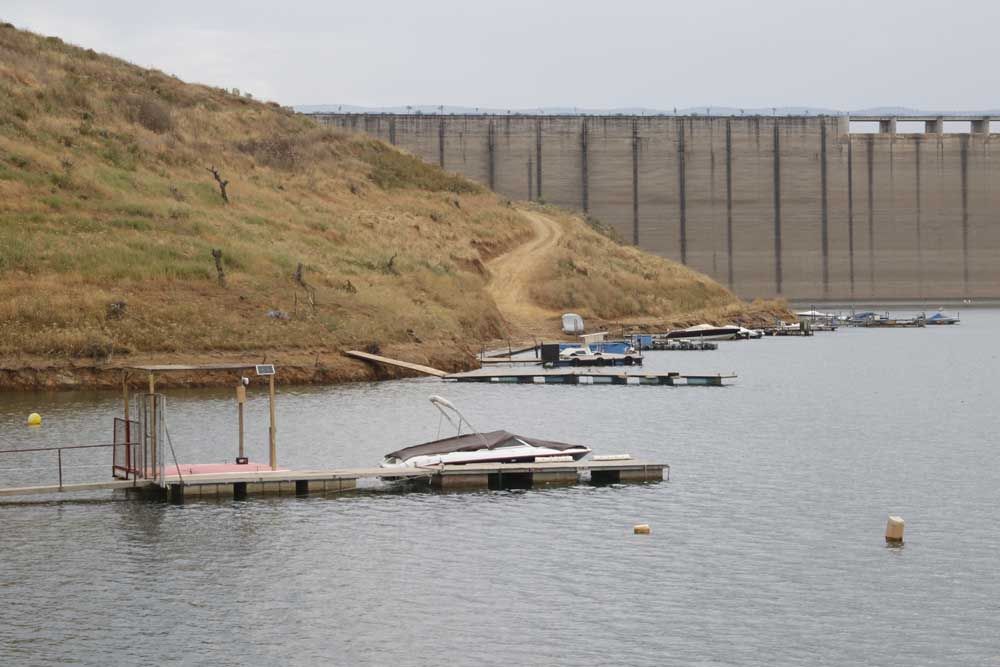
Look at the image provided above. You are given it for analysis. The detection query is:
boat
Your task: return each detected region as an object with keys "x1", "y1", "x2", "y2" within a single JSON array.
[
  {"x1": 859, "y1": 312, "x2": 926, "y2": 328},
  {"x1": 380, "y1": 396, "x2": 591, "y2": 470},
  {"x1": 552, "y1": 332, "x2": 641, "y2": 366},
  {"x1": 845, "y1": 311, "x2": 878, "y2": 326},
  {"x1": 736, "y1": 326, "x2": 764, "y2": 339},
  {"x1": 663, "y1": 323, "x2": 741, "y2": 341},
  {"x1": 926, "y1": 311, "x2": 960, "y2": 325},
  {"x1": 795, "y1": 309, "x2": 836, "y2": 320}
]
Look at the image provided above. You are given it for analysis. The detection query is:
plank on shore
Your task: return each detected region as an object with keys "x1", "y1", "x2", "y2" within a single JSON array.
[{"x1": 344, "y1": 351, "x2": 447, "y2": 377}]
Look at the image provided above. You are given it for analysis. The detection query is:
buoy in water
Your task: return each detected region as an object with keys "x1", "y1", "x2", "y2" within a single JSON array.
[
  {"x1": 633, "y1": 524, "x2": 651, "y2": 535},
  {"x1": 27, "y1": 412, "x2": 42, "y2": 427},
  {"x1": 885, "y1": 515, "x2": 905, "y2": 544}
]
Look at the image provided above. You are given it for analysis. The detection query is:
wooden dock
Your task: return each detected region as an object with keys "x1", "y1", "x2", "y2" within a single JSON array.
[
  {"x1": 347, "y1": 350, "x2": 731, "y2": 385},
  {"x1": 444, "y1": 367, "x2": 736, "y2": 386},
  {"x1": 0, "y1": 459, "x2": 667, "y2": 501}
]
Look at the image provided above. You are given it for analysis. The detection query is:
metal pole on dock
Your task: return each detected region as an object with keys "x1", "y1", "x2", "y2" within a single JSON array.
[
  {"x1": 122, "y1": 372, "x2": 131, "y2": 471},
  {"x1": 236, "y1": 383, "x2": 246, "y2": 461},
  {"x1": 268, "y1": 374, "x2": 277, "y2": 470},
  {"x1": 148, "y1": 372, "x2": 157, "y2": 480}
]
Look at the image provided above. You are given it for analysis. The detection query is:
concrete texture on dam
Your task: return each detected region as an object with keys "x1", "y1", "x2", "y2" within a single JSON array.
[{"x1": 313, "y1": 113, "x2": 1000, "y2": 301}]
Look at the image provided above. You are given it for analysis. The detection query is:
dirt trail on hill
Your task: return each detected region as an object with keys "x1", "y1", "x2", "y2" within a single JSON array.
[{"x1": 486, "y1": 209, "x2": 564, "y2": 336}]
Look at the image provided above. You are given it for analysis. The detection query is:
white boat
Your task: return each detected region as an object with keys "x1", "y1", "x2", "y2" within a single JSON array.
[
  {"x1": 795, "y1": 309, "x2": 836, "y2": 320},
  {"x1": 380, "y1": 396, "x2": 591, "y2": 470},
  {"x1": 736, "y1": 326, "x2": 764, "y2": 339},
  {"x1": 664, "y1": 323, "x2": 741, "y2": 341}
]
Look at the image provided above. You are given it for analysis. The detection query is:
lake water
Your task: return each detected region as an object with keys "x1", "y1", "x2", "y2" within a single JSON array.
[{"x1": 1, "y1": 311, "x2": 998, "y2": 665}]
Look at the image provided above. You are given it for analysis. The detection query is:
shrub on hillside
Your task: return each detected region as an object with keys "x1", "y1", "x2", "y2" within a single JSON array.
[
  {"x1": 125, "y1": 94, "x2": 173, "y2": 134},
  {"x1": 237, "y1": 136, "x2": 300, "y2": 170}
]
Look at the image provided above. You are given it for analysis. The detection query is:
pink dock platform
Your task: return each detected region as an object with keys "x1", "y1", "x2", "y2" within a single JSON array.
[{"x1": 164, "y1": 462, "x2": 288, "y2": 476}]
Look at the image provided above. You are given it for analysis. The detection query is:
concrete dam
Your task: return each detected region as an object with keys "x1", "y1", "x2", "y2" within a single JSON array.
[{"x1": 313, "y1": 113, "x2": 1000, "y2": 301}]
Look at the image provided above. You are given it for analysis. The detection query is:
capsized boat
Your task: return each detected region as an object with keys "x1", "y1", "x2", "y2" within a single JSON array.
[
  {"x1": 380, "y1": 396, "x2": 591, "y2": 470},
  {"x1": 664, "y1": 323, "x2": 741, "y2": 341}
]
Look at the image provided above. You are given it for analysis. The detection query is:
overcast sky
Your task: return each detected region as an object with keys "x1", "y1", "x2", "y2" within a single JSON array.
[{"x1": 4, "y1": 0, "x2": 998, "y2": 111}]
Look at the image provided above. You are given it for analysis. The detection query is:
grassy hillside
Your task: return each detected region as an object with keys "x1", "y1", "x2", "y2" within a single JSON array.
[
  {"x1": 0, "y1": 24, "x2": 785, "y2": 386},
  {"x1": 526, "y1": 206, "x2": 787, "y2": 327}
]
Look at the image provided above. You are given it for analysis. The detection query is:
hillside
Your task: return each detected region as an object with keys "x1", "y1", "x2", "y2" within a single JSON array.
[{"x1": 0, "y1": 24, "x2": 786, "y2": 388}]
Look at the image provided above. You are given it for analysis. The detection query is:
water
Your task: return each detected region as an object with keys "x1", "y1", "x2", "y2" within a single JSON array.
[{"x1": 1, "y1": 312, "x2": 998, "y2": 665}]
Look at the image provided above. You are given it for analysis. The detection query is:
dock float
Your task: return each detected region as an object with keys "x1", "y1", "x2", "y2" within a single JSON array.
[
  {"x1": 345, "y1": 350, "x2": 731, "y2": 385},
  {"x1": 0, "y1": 459, "x2": 667, "y2": 501},
  {"x1": 444, "y1": 368, "x2": 736, "y2": 386}
]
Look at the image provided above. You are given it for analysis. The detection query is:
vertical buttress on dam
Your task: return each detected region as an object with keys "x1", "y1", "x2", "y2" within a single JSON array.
[{"x1": 315, "y1": 113, "x2": 1000, "y2": 301}]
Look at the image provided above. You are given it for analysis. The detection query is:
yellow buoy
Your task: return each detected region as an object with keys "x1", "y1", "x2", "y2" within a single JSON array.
[
  {"x1": 885, "y1": 515, "x2": 905, "y2": 544},
  {"x1": 27, "y1": 412, "x2": 42, "y2": 427},
  {"x1": 633, "y1": 524, "x2": 651, "y2": 535}
]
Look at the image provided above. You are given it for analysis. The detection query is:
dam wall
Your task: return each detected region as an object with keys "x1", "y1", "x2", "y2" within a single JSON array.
[{"x1": 313, "y1": 113, "x2": 1000, "y2": 301}]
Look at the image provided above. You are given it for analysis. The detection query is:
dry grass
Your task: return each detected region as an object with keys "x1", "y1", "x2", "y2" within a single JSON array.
[
  {"x1": 0, "y1": 25, "x2": 529, "y2": 360},
  {"x1": 0, "y1": 24, "x2": 782, "y2": 371},
  {"x1": 527, "y1": 206, "x2": 736, "y2": 319}
]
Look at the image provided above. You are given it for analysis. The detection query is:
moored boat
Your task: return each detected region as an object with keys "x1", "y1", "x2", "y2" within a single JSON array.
[
  {"x1": 926, "y1": 311, "x2": 960, "y2": 325},
  {"x1": 664, "y1": 323, "x2": 741, "y2": 341},
  {"x1": 380, "y1": 396, "x2": 591, "y2": 471}
]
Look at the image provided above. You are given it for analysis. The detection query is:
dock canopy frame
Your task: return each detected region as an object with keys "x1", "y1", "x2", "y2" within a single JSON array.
[{"x1": 122, "y1": 363, "x2": 279, "y2": 472}]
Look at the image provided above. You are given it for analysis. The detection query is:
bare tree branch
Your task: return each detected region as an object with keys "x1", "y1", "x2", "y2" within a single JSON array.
[{"x1": 207, "y1": 165, "x2": 229, "y2": 203}]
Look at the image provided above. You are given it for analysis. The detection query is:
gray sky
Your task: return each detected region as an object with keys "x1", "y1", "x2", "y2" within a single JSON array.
[{"x1": 4, "y1": 0, "x2": 998, "y2": 111}]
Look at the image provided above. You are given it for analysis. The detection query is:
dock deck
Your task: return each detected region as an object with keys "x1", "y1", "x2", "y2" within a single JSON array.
[
  {"x1": 444, "y1": 367, "x2": 736, "y2": 386},
  {"x1": 0, "y1": 459, "x2": 667, "y2": 501},
  {"x1": 347, "y1": 350, "x2": 730, "y2": 385}
]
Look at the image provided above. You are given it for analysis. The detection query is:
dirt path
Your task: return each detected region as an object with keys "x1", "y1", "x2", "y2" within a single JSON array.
[{"x1": 486, "y1": 209, "x2": 564, "y2": 336}]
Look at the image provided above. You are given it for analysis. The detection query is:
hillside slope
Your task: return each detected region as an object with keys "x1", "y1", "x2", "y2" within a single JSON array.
[{"x1": 0, "y1": 24, "x2": 785, "y2": 387}]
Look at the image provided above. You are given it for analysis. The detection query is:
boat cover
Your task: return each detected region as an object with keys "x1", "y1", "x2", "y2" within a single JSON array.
[{"x1": 385, "y1": 430, "x2": 584, "y2": 461}]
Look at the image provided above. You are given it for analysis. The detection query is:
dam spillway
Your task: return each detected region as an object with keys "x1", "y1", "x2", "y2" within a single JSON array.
[{"x1": 312, "y1": 113, "x2": 1000, "y2": 301}]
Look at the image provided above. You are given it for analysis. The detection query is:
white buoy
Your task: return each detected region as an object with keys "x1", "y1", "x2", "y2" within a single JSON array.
[{"x1": 885, "y1": 515, "x2": 905, "y2": 544}]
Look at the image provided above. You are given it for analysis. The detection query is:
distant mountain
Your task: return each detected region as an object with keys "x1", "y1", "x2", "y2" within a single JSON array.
[{"x1": 296, "y1": 104, "x2": 1000, "y2": 117}]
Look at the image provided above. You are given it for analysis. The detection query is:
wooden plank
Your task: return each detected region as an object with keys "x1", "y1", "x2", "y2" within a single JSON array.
[{"x1": 344, "y1": 351, "x2": 447, "y2": 377}]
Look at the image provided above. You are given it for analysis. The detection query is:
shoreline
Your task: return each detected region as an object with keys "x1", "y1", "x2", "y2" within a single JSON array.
[
  {"x1": 0, "y1": 304, "x2": 794, "y2": 392},
  {"x1": 0, "y1": 346, "x2": 476, "y2": 392}
]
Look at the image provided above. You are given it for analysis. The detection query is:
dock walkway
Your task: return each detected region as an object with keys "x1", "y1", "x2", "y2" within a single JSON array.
[
  {"x1": 0, "y1": 459, "x2": 667, "y2": 501},
  {"x1": 347, "y1": 350, "x2": 731, "y2": 385},
  {"x1": 445, "y1": 367, "x2": 736, "y2": 386}
]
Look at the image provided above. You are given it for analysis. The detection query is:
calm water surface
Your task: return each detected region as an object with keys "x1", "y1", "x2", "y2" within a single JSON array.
[{"x1": 1, "y1": 311, "x2": 998, "y2": 665}]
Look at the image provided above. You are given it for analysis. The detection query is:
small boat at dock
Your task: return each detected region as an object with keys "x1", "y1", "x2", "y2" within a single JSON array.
[
  {"x1": 663, "y1": 323, "x2": 741, "y2": 341},
  {"x1": 860, "y1": 312, "x2": 926, "y2": 328},
  {"x1": 926, "y1": 311, "x2": 960, "y2": 325},
  {"x1": 380, "y1": 396, "x2": 591, "y2": 471}
]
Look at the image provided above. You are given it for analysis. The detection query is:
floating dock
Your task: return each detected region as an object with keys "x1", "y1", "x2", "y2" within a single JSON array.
[
  {"x1": 444, "y1": 367, "x2": 735, "y2": 385},
  {"x1": 0, "y1": 359, "x2": 670, "y2": 503},
  {"x1": 347, "y1": 350, "x2": 733, "y2": 385},
  {"x1": 0, "y1": 458, "x2": 667, "y2": 501}
]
